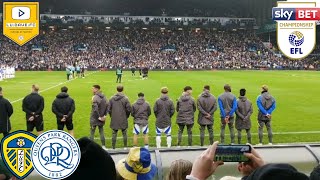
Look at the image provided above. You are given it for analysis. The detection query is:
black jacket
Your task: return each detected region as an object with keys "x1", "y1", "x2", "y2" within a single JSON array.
[
  {"x1": 0, "y1": 96, "x2": 13, "y2": 133},
  {"x1": 52, "y1": 92, "x2": 75, "y2": 120},
  {"x1": 22, "y1": 92, "x2": 44, "y2": 120}
]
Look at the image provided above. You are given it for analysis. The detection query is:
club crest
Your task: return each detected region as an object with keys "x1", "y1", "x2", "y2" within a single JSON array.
[{"x1": 0, "y1": 130, "x2": 37, "y2": 179}]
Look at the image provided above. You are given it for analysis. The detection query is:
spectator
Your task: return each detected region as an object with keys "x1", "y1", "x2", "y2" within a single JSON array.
[
  {"x1": 166, "y1": 159, "x2": 192, "y2": 180},
  {"x1": 64, "y1": 137, "x2": 117, "y2": 180},
  {"x1": 116, "y1": 147, "x2": 157, "y2": 180},
  {"x1": 0, "y1": 87, "x2": 13, "y2": 137}
]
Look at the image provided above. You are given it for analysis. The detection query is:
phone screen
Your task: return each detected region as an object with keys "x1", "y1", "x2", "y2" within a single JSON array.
[{"x1": 214, "y1": 145, "x2": 251, "y2": 162}]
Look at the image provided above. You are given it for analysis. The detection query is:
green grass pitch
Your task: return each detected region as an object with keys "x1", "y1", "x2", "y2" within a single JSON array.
[{"x1": 1, "y1": 70, "x2": 320, "y2": 147}]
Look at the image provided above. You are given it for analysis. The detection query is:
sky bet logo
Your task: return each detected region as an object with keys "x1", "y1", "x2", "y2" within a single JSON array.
[
  {"x1": 272, "y1": 8, "x2": 320, "y2": 21},
  {"x1": 273, "y1": 2, "x2": 320, "y2": 60}
]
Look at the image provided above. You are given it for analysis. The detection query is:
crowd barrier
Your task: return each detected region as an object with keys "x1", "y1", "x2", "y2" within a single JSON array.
[{"x1": 21, "y1": 144, "x2": 320, "y2": 180}]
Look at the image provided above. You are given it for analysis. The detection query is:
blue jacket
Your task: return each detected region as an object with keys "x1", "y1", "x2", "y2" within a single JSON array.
[{"x1": 218, "y1": 92, "x2": 237, "y2": 118}]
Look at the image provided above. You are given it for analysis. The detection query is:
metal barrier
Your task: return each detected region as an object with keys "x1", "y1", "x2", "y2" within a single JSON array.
[{"x1": 8, "y1": 144, "x2": 320, "y2": 180}]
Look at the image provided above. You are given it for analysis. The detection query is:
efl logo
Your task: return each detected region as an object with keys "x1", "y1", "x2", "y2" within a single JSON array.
[
  {"x1": 12, "y1": 7, "x2": 30, "y2": 20},
  {"x1": 273, "y1": 2, "x2": 320, "y2": 59}
]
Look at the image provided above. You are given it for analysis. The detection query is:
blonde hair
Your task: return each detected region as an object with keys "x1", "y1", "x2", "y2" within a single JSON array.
[
  {"x1": 220, "y1": 176, "x2": 241, "y2": 180},
  {"x1": 166, "y1": 159, "x2": 192, "y2": 180}
]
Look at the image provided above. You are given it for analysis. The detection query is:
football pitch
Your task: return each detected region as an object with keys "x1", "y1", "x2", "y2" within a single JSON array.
[{"x1": 1, "y1": 70, "x2": 320, "y2": 147}]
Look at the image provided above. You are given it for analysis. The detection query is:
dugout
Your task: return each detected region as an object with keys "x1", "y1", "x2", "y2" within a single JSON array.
[{"x1": 13, "y1": 144, "x2": 320, "y2": 179}]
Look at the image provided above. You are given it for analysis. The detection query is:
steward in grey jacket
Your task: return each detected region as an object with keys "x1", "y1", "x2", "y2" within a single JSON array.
[
  {"x1": 90, "y1": 92, "x2": 108, "y2": 127},
  {"x1": 89, "y1": 85, "x2": 108, "y2": 147},
  {"x1": 154, "y1": 94, "x2": 175, "y2": 129},
  {"x1": 197, "y1": 85, "x2": 217, "y2": 146},
  {"x1": 218, "y1": 84, "x2": 237, "y2": 144},
  {"x1": 154, "y1": 87, "x2": 175, "y2": 148},
  {"x1": 197, "y1": 89, "x2": 217, "y2": 125},
  {"x1": 235, "y1": 89, "x2": 253, "y2": 144},
  {"x1": 176, "y1": 94, "x2": 196, "y2": 125},
  {"x1": 176, "y1": 86, "x2": 196, "y2": 146},
  {"x1": 109, "y1": 85, "x2": 131, "y2": 149},
  {"x1": 132, "y1": 96, "x2": 151, "y2": 127}
]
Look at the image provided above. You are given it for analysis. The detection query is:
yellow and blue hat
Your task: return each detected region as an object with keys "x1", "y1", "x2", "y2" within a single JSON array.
[{"x1": 116, "y1": 147, "x2": 157, "y2": 180}]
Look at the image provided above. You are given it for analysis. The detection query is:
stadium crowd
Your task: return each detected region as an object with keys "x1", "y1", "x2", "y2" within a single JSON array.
[{"x1": 1, "y1": 28, "x2": 319, "y2": 71}]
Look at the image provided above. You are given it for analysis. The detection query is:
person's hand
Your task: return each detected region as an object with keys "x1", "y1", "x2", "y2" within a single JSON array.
[
  {"x1": 266, "y1": 114, "x2": 272, "y2": 119},
  {"x1": 28, "y1": 116, "x2": 34, "y2": 121},
  {"x1": 61, "y1": 117, "x2": 66, "y2": 122},
  {"x1": 190, "y1": 141, "x2": 224, "y2": 180},
  {"x1": 98, "y1": 116, "x2": 106, "y2": 122},
  {"x1": 238, "y1": 145, "x2": 265, "y2": 177},
  {"x1": 205, "y1": 113, "x2": 211, "y2": 119},
  {"x1": 224, "y1": 116, "x2": 230, "y2": 123}
]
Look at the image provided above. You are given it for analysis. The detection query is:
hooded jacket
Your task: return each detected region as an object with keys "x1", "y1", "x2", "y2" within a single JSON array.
[
  {"x1": 218, "y1": 92, "x2": 237, "y2": 119},
  {"x1": 90, "y1": 92, "x2": 108, "y2": 126},
  {"x1": 154, "y1": 95, "x2": 175, "y2": 129},
  {"x1": 52, "y1": 92, "x2": 75, "y2": 120},
  {"x1": 235, "y1": 96, "x2": 253, "y2": 130},
  {"x1": 197, "y1": 91, "x2": 217, "y2": 125},
  {"x1": 257, "y1": 91, "x2": 276, "y2": 121},
  {"x1": 176, "y1": 93, "x2": 196, "y2": 125},
  {"x1": 0, "y1": 96, "x2": 13, "y2": 133},
  {"x1": 131, "y1": 97, "x2": 151, "y2": 126},
  {"x1": 109, "y1": 92, "x2": 131, "y2": 130}
]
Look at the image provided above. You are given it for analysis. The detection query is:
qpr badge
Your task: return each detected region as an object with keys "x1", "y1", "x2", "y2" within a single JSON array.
[
  {"x1": 272, "y1": 1, "x2": 320, "y2": 59},
  {"x1": 31, "y1": 130, "x2": 81, "y2": 179},
  {"x1": 0, "y1": 130, "x2": 37, "y2": 179}
]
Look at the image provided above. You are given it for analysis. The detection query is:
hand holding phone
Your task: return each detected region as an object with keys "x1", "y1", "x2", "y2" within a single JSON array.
[{"x1": 214, "y1": 145, "x2": 252, "y2": 162}]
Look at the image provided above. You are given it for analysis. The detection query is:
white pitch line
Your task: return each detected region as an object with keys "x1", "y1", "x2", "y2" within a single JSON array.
[
  {"x1": 94, "y1": 131, "x2": 320, "y2": 140},
  {"x1": 10, "y1": 71, "x2": 98, "y2": 104}
]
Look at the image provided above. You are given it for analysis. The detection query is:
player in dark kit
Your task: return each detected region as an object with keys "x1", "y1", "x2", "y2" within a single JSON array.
[
  {"x1": 131, "y1": 67, "x2": 136, "y2": 76},
  {"x1": 142, "y1": 67, "x2": 149, "y2": 79},
  {"x1": 22, "y1": 84, "x2": 45, "y2": 135},
  {"x1": 81, "y1": 66, "x2": 85, "y2": 78},
  {"x1": 116, "y1": 67, "x2": 123, "y2": 83}
]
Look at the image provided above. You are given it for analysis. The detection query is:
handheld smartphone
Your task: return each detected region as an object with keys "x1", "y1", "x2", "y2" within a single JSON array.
[{"x1": 214, "y1": 145, "x2": 251, "y2": 162}]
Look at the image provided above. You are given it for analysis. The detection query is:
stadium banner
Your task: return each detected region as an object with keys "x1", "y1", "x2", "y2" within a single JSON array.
[
  {"x1": 3, "y1": 1, "x2": 39, "y2": 46},
  {"x1": 273, "y1": 1, "x2": 320, "y2": 59}
]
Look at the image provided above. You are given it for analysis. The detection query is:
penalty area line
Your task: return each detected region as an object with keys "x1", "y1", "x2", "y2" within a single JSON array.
[{"x1": 10, "y1": 71, "x2": 98, "y2": 104}]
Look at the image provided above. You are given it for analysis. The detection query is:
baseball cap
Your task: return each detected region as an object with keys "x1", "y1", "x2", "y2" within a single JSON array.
[
  {"x1": 261, "y1": 85, "x2": 268, "y2": 91},
  {"x1": 161, "y1": 87, "x2": 168, "y2": 93}
]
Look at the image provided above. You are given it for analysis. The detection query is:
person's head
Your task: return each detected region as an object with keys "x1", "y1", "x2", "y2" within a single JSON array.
[
  {"x1": 116, "y1": 147, "x2": 157, "y2": 180},
  {"x1": 161, "y1": 87, "x2": 168, "y2": 95},
  {"x1": 61, "y1": 86, "x2": 68, "y2": 93},
  {"x1": 92, "y1": 85, "x2": 100, "y2": 94},
  {"x1": 220, "y1": 176, "x2": 241, "y2": 180},
  {"x1": 32, "y1": 84, "x2": 40, "y2": 93},
  {"x1": 117, "y1": 85, "x2": 124, "y2": 93},
  {"x1": 240, "y1": 88, "x2": 246, "y2": 96},
  {"x1": 261, "y1": 85, "x2": 268, "y2": 92},
  {"x1": 204, "y1": 85, "x2": 210, "y2": 91},
  {"x1": 138, "y1": 92, "x2": 144, "y2": 98},
  {"x1": 166, "y1": 159, "x2": 192, "y2": 180},
  {"x1": 246, "y1": 163, "x2": 309, "y2": 180},
  {"x1": 184, "y1": 86, "x2": 192, "y2": 95},
  {"x1": 63, "y1": 137, "x2": 116, "y2": 180},
  {"x1": 224, "y1": 84, "x2": 231, "y2": 92}
]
